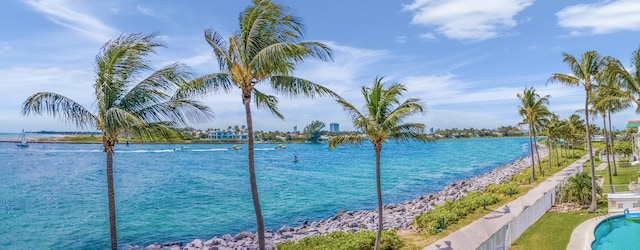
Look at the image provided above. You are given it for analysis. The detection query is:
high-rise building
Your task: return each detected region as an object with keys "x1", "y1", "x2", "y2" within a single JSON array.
[{"x1": 329, "y1": 122, "x2": 339, "y2": 132}]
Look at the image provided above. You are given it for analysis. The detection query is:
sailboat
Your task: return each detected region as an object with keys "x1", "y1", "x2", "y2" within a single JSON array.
[{"x1": 17, "y1": 129, "x2": 28, "y2": 148}]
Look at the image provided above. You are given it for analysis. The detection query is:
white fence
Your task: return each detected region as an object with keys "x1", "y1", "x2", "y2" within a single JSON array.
[{"x1": 476, "y1": 165, "x2": 582, "y2": 250}]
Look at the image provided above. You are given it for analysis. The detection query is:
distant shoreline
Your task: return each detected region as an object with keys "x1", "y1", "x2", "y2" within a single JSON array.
[{"x1": 0, "y1": 138, "x2": 298, "y2": 145}]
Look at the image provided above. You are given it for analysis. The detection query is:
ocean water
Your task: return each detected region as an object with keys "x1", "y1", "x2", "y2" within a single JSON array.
[{"x1": 0, "y1": 137, "x2": 529, "y2": 249}]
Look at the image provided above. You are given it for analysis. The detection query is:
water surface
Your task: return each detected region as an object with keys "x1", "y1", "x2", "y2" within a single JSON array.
[{"x1": 0, "y1": 137, "x2": 529, "y2": 249}]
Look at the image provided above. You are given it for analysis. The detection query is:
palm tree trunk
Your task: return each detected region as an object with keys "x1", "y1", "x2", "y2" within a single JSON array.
[
  {"x1": 585, "y1": 97, "x2": 597, "y2": 213},
  {"x1": 532, "y1": 128, "x2": 543, "y2": 176},
  {"x1": 548, "y1": 141, "x2": 552, "y2": 170},
  {"x1": 603, "y1": 117, "x2": 613, "y2": 193},
  {"x1": 549, "y1": 140, "x2": 560, "y2": 168},
  {"x1": 528, "y1": 125, "x2": 536, "y2": 180},
  {"x1": 375, "y1": 146, "x2": 383, "y2": 250},
  {"x1": 106, "y1": 146, "x2": 117, "y2": 250},
  {"x1": 608, "y1": 111, "x2": 618, "y2": 176},
  {"x1": 243, "y1": 92, "x2": 265, "y2": 250}
]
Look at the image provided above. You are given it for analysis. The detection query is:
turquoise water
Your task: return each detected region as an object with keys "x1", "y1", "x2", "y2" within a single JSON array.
[
  {"x1": 592, "y1": 214, "x2": 640, "y2": 249},
  {"x1": 0, "y1": 137, "x2": 529, "y2": 249}
]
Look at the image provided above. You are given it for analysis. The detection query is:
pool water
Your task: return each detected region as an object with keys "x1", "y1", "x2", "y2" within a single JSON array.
[{"x1": 592, "y1": 214, "x2": 640, "y2": 249}]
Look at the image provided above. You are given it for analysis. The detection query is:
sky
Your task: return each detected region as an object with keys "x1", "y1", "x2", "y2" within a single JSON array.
[{"x1": 2, "y1": 0, "x2": 640, "y2": 133}]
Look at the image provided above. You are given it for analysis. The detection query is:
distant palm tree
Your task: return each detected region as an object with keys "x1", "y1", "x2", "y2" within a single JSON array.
[
  {"x1": 567, "y1": 114, "x2": 586, "y2": 158},
  {"x1": 188, "y1": 1, "x2": 340, "y2": 248},
  {"x1": 540, "y1": 113, "x2": 561, "y2": 169},
  {"x1": 548, "y1": 50, "x2": 607, "y2": 213},
  {"x1": 21, "y1": 33, "x2": 213, "y2": 250},
  {"x1": 517, "y1": 86, "x2": 551, "y2": 180},
  {"x1": 329, "y1": 76, "x2": 430, "y2": 250}
]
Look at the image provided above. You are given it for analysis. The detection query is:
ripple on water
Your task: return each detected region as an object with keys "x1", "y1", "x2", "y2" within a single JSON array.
[{"x1": 0, "y1": 138, "x2": 529, "y2": 249}]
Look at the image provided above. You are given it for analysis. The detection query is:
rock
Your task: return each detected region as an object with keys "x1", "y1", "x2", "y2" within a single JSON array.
[
  {"x1": 234, "y1": 231, "x2": 255, "y2": 241},
  {"x1": 174, "y1": 145, "x2": 549, "y2": 250}
]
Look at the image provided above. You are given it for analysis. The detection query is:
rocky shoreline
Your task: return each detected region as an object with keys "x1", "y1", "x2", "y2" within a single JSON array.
[{"x1": 137, "y1": 144, "x2": 548, "y2": 250}]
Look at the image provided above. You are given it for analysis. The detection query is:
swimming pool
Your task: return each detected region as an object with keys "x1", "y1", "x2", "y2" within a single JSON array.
[{"x1": 592, "y1": 214, "x2": 640, "y2": 249}]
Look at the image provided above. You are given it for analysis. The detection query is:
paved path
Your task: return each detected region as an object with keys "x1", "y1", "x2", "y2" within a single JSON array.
[{"x1": 423, "y1": 155, "x2": 591, "y2": 250}]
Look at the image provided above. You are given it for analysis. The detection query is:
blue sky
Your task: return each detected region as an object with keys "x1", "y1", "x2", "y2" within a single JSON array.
[{"x1": 2, "y1": 0, "x2": 640, "y2": 133}]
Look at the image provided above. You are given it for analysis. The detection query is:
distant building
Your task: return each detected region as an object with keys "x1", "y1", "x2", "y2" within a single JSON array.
[
  {"x1": 208, "y1": 130, "x2": 247, "y2": 140},
  {"x1": 329, "y1": 123, "x2": 339, "y2": 132},
  {"x1": 293, "y1": 125, "x2": 298, "y2": 133}
]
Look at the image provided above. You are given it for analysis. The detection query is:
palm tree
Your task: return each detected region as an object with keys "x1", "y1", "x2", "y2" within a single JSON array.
[
  {"x1": 517, "y1": 86, "x2": 551, "y2": 180},
  {"x1": 329, "y1": 76, "x2": 430, "y2": 250},
  {"x1": 590, "y1": 91, "x2": 615, "y2": 193},
  {"x1": 21, "y1": 33, "x2": 213, "y2": 249},
  {"x1": 540, "y1": 113, "x2": 561, "y2": 169},
  {"x1": 548, "y1": 50, "x2": 607, "y2": 212},
  {"x1": 567, "y1": 114, "x2": 586, "y2": 158},
  {"x1": 603, "y1": 49, "x2": 640, "y2": 175},
  {"x1": 191, "y1": 1, "x2": 340, "y2": 248},
  {"x1": 614, "y1": 47, "x2": 640, "y2": 111}
]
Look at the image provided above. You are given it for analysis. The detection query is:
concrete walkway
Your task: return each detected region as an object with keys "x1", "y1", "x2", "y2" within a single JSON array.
[{"x1": 423, "y1": 155, "x2": 591, "y2": 250}]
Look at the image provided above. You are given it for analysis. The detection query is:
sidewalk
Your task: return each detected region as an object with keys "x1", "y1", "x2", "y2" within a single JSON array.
[{"x1": 423, "y1": 155, "x2": 591, "y2": 250}]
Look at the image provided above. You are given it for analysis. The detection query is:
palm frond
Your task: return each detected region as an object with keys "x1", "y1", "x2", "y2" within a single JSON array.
[
  {"x1": 335, "y1": 98, "x2": 365, "y2": 126},
  {"x1": 253, "y1": 89, "x2": 284, "y2": 119},
  {"x1": 175, "y1": 73, "x2": 233, "y2": 99},
  {"x1": 95, "y1": 33, "x2": 162, "y2": 111},
  {"x1": 204, "y1": 29, "x2": 232, "y2": 72},
  {"x1": 127, "y1": 122, "x2": 179, "y2": 142},
  {"x1": 22, "y1": 92, "x2": 97, "y2": 129},
  {"x1": 328, "y1": 134, "x2": 365, "y2": 149},
  {"x1": 548, "y1": 73, "x2": 579, "y2": 86},
  {"x1": 103, "y1": 107, "x2": 146, "y2": 133},
  {"x1": 270, "y1": 75, "x2": 342, "y2": 100},
  {"x1": 120, "y1": 63, "x2": 191, "y2": 111}
]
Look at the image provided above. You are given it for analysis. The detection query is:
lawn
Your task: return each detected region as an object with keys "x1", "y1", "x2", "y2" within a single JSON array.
[
  {"x1": 596, "y1": 161, "x2": 640, "y2": 193},
  {"x1": 510, "y1": 209, "x2": 602, "y2": 250}
]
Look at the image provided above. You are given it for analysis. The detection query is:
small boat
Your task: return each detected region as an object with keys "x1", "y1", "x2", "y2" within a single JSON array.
[
  {"x1": 17, "y1": 129, "x2": 28, "y2": 148},
  {"x1": 624, "y1": 208, "x2": 640, "y2": 220},
  {"x1": 275, "y1": 144, "x2": 287, "y2": 150},
  {"x1": 230, "y1": 145, "x2": 242, "y2": 150}
]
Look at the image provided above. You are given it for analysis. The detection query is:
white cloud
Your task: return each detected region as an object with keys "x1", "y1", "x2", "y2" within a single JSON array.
[
  {"x1": 293, "y1": 42, "x2": 389, "y2": 93},
  {"x1": 556, "y1": 0, "x2": 640, "y2": 35},
  {"x1": 136, "y1": 5, "x2": 166, "y2": 19},
  {"x1": 0, "y1": 67, "x2": 94, "y2": 108},
  {"x1": 403, "y1": 0, "x2": 534, "y2": 41},
  {"x1": 23, "y1": 0, "x2": 117, "y2": 42},
  {"x1": 0, "y1": 41, "x2": 11, "y2": 54},
  {"x1": 402, "y1": 74, "x2": 529, "y2": 105},
  {"x1": 419, "y1": 32, "x2": 437, "y2": 40},
  {"x1": 395, "y1": 36, "x2": 407, "y2": 43}
]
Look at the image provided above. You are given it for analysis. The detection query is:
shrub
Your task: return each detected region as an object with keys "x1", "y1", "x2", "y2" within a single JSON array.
[
  {"x1": 276, "y1": 230, "x2": 403, "y2": 250},
  {"x1": 414, "y1": 192, "x2": 500, "y2": 234},
  {"x1": 558, "y1": 171, "x2": 602, "y2": 205},
  {"x1": 485, "y1": 183, "x2": 519, "y2": 196}
]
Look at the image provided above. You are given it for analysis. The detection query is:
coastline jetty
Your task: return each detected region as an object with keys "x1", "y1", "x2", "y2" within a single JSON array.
[{"x1": 139, "y1": 145, "x2": 549, "y2": 250}]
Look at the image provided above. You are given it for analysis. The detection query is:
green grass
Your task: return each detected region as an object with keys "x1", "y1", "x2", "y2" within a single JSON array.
[
  {"x1": 510, "y1": 209, "x2": 601, "y2": 250},
  {"x1": 597, "y1": 163, "x2": 640, "y2": 193}
]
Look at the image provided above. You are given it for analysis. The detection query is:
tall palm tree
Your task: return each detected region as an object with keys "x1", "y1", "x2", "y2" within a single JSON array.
[
  {"x1": 614, "y1": 47, "x2": 640, "y2": 110},
  {"x1": 548, "y1": 50, "x2": 607, "y2": 212},
  {"x1": 329, "y1": 76, "x2": 430, "y2": 250},
  {"x1": 604, "y1": 49, "x2": 640, "y2": 175},
  {"x1": 590, "y1": 91, "x2": 615, "y2": 193},
  {"x1": 517, "y1": 86, "x2": 551, "y2": 180},
  {"x1": 21, "y1": 33, "x2": 213, "y2": 249},
  {"x1": 190, "y1": 1, "x2": 340, "y2": 248}
]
